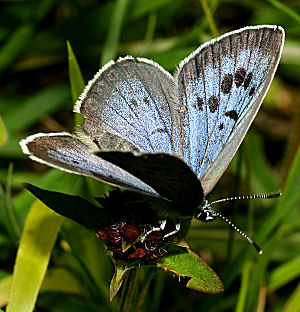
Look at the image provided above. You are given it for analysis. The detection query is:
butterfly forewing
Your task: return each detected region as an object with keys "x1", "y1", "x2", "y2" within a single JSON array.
[
  {"x1": 175, "y1": 25, "x2": 284, "y2": 195},
  {"x1": 20, "y1": 133, "x2": 158, "y2": 196},
  {"x1": 75, "y1": 56, "x2": 183, "y2": 155}
]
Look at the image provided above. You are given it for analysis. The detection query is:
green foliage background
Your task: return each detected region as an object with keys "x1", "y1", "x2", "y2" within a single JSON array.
[{"x1": 1, "y1": 0, "x2": 300, "y2": 311}]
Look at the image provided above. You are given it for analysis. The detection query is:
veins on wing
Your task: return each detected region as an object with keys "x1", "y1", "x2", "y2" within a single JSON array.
[
  {"x1": 131, "y1": 61, "x2": 174, "y2": 150},
  {"x1": 101, "y1": 69, "x2": 155, "y2": 151}
]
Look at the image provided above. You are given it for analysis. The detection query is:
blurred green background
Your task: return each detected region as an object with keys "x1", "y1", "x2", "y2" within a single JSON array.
[{"x1": 1, "y1": 0, "x2": 300, "y2": 311}]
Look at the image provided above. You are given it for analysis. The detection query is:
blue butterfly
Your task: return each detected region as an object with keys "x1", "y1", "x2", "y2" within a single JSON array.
[{"x1": 20, "y1": 25, "x2": 285, "y2": 253}]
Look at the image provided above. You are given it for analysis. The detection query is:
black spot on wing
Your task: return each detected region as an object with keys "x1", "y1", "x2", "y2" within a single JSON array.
[
  {"x1": 196, "y1": 97, "x2": 204, "y2": 111},
  {"x1": 234, "y1": 68, "x2": 246, "y2": 87},
  {"x1": 219, "y1": 123, "x2": 224, "y2": 130},
  {"x1": 225, "y1": 110, "x2": 238, "y2": 121},
  {"x1": 208, "y1": 96, "x2": 219, "y2": 113},
  {"x1": 249, "y1": 86, "x2": 255, "y2": 96},
  {"x1": 151, "y1": 128, "x2": 168, "y2": 135},
  {"x1": 243, "y1": 72, "x2": 253, "y2": 89},
  {"x1": 221, "y1": 74, "x2": 233, "y2": 94}
]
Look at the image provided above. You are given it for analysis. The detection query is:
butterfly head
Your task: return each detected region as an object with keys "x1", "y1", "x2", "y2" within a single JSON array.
[{"x1": 195, "y1": 199, "x2": 218, "y2": 222}]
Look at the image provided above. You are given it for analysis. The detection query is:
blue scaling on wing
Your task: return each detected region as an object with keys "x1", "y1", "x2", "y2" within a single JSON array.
[
  {"x1": 19, "y1": 25, "x2": 285, "y2": 201},
  {"x1": 20, "y1": 133, "x2": 159, "y2": 196},
  {"x1": 74, "y1": 56, "x2": 183, "y2": 155},
  {"x1": 175, "y1": 25, "x2": 284, "y2": 195}
]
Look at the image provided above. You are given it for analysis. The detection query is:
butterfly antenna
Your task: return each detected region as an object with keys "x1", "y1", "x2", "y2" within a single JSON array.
[
  {"x1": 210, "y1": 192, "x2": 282, "y2": 206},
  {"x1": 208, "y1": 192, "x2": 282, "y2": 255},
  {"x1": 213, "y1": 210, "x2": 263, "y2": 254}
]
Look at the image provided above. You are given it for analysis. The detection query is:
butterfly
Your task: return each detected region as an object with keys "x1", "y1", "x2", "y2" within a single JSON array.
[{"x1": 20, "y1": 25, "x2": 285, "y2": 253}]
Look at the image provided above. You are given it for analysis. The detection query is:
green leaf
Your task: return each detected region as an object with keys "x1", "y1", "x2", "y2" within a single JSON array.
[
  {"x1": 96, "y1": 151, "x2": 203, "y2": 215},
  {"x1": 110, "y1": 261, "x2": 135, "y2": 301},
  {"x1": 157, "y1": 242, "x2": 223, "y2": 294},
  {"x1": 109, "y1": 237, "x2": 220, "y2": 301},
  {"x1": 6, "y1": 200, "x2": 64, "y2": 312},
  {"x1": 61, "y1": 220, "x2": 112, "y2": 306},
  {"x1": 0, "y1": 116, "x2": 8, "y2": 146},
  {"x1": 67, "y1": 41, "x2": 85, "y2": 102},
  {"x1": 24, "y1": 183, "x2": 108, "y2": 232},
  {"x1": 13, "y1": 170, "x2": 81, "y2": 222}
]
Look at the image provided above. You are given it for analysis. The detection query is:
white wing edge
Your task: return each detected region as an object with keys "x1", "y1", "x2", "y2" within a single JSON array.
[
  {"x1": 20, "y1": 132, "x2": 73, "y2": 154},
  {"x1": 136, "y1": 57, "x2": 174, "y2": 81},
  {"x1": 73, "y1": 59, "x2": 115, "y2": 113},
  {"x1": 19, "y1": 132, "x2": 93, "y2": 177},
  {"x1": 74, "y1": 55, "x2": 176, "y2": 114},
  {"x1": 174, "y1": 24, "x2": 285, "y2": 81},
  {"x1": 74, "y1": 25, "x2": 285, "y2": 116}
]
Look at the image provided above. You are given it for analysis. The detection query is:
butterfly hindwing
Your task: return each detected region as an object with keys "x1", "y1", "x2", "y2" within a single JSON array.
[{"x1": 175, "y1": 25, "x2": 284, "y2": 195}]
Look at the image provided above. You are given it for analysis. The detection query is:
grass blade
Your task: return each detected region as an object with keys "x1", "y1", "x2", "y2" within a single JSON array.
[
  {"x1": 6, "y1": 200, "x2": 63, "y2": 312},
  {"x1": 235, "y1": 261, "x2": 252, "y2": 312},
  {"x1": 257, "y1": 142, "x2": 300, "y2": 243},
  {"x1": 223, "y1": 142, "x2": 300, "y2": 293},
  {"x1": 199, "y1": 0, "x2": 219, "y2": 37},
  {"x1": 0, "y1": 116, "x2": 8, "y2": 146},
  {"x1": 0, "y1": 25, "x2": 33, "y2": 75},
  {"x1": 100, "y1": 0, "x2": 129, "y2": 65},
  {"x1": 67, "y1": 41, "x2": 85, "y2": 103},
  {"x1": 3, "y1": 85, "x2": 69, "y2": 133},
  {"x1": 0, "y1": 275, "x2": 11, "y2": 308},
  {"x1": 4, "y1": 164, "x2": 21, "y2": 241},
  {"x1": 67, "y1": 41, "x2": 85, "y2": 125},
  {"x1": 268, "y1": 254, "x2": 300, "y2": 292},
  {"x1": 266, "y1": 0, "x2": 300, "y2": 24},
  {"x1": 282, "y1": 282, "x2": 300, "y2": 312}
]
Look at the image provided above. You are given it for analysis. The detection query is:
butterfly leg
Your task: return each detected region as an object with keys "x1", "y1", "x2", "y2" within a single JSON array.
[
  {"x1": 140, "y1": 220, "x2": 167, "y2": 242},
  {"x1": 163, "y1": 223, "x2": 180, "y2": 239}
]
